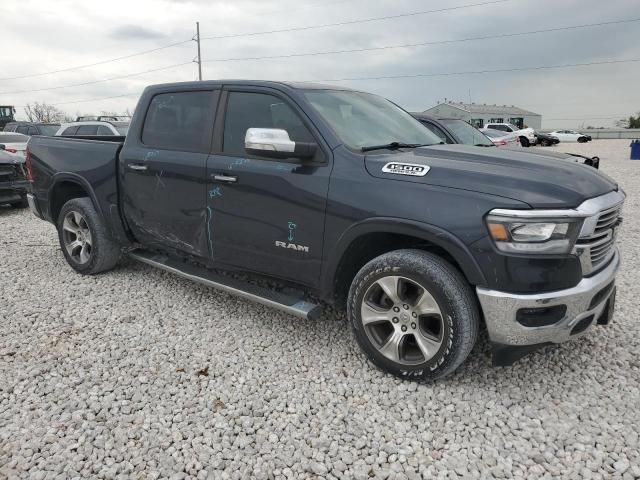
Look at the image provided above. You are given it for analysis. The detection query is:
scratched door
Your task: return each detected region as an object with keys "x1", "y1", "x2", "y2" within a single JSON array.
[
  {"x1": 205, "y1": 88, "x2": 332, "y2": 288},
  {"x1": 119, "y1": 90, "x2": 217, "y2": 258}
]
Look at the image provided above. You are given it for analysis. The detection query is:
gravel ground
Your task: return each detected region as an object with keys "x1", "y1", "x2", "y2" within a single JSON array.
[{"x1": 1, "y1": 139, "x2": 639, "y2": 479}]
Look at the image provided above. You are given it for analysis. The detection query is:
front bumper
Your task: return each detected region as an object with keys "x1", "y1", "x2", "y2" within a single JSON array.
[{"x1": 477, "y1": 248, "x2": 619, "y2": 346}]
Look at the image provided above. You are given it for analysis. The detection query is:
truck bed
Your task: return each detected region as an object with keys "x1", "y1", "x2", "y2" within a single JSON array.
[{"x1": 27, "y1": 135, "x2": 127, "y2": 241}]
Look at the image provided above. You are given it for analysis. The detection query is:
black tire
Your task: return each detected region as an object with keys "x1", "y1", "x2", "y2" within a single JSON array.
[
  {"x1": 519, "y1": 136, "x2": 530, "y2": 147},
  {"x1": 541, "y1": 139, "x2": 550, "y2": 147},
  {"x1": 348, "y1": 249, "x2": 480, "y2": 381},
  {"x1": 56, "y1": 197, "x2": 120, "y2": 274},
  {"x1": 577, "y1": 137, "x2": 587, "y2": 143}
]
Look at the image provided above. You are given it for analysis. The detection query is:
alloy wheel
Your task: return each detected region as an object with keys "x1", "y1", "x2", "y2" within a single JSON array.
[
  {"x1": 62, "y1": 211, "x2": 93, "y2": 264},
  {"x1": 360, "y1": 275, "x2": 445, "y2": 365}
]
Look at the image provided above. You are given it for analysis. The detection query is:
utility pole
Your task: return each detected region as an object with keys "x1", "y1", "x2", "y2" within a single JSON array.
[{"x1": 194, "y1": 21, "x2": 203, "y2": 81}]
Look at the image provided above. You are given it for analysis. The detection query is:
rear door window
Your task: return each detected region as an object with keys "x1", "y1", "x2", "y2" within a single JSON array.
[
  {"x1": 16, "y1": 126, "x2": 29, "y2": 135},
  {"x1": 27, "y1": 127, "x2": 39, "y2": 136},
  {"x1": 142, "y1": 90, "x2": 216, "y2": 152}
]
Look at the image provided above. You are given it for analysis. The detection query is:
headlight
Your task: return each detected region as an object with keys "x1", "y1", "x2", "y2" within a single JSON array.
[{"x1": 486, "y1": 214, "x2": 582, "y2": 254}]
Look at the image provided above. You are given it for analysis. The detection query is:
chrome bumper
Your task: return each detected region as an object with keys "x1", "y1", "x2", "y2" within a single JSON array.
[{"x1": 477, "y1": 249, "x2": 619, "y2": 346}]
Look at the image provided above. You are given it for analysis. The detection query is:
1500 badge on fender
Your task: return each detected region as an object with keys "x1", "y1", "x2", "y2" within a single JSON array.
[{"x1": 382, "y1": 162, "x2": 430, "y2": 176}]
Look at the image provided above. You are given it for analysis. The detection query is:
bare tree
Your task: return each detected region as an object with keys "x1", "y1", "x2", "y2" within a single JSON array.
[{"x1": 24, "y1": 102, "x2": 67, "y2": 123}]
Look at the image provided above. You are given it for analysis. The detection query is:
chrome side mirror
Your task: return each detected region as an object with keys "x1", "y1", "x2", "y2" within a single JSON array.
[{"x1": 244, "y1": 128, "x2": 316, "y2": 161}]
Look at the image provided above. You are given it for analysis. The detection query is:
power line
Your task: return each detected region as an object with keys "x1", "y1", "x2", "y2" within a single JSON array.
[
  {"x1": 0, "y1": 39, "x2": 192, "y2": 82},
  {"x1": 15, "y1": 92, "x2": 142, "y2": 109},
  {"x1": 202, "y1": 18, "x2": 640, "y2": 63},
  {"x1": 200, "y1": 0, "x2": 510, "y2": 40},
  {"x1": 14, "y1": 57, "x2": 639, "y2": 109},
  {"x1": 303, "y1": 58, "x2": 640, "y2": 83},
  {"x1": 0, "y1": 62, "x2": 192, "y2": 95}
]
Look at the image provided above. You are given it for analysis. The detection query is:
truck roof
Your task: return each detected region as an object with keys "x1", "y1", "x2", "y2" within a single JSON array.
[{"x1": 144, "y1": 80, "x2": 357, "y2": 92}]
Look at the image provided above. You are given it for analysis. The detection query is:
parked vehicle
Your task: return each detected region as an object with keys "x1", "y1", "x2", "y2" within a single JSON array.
[
  {"x1": 3, "y1": 122, "x2": 60, "y2": 136},
  {"x1": 483, "y1": 122, "x2": 536, "y2": 147},
  {"x1": 412, "y1": 114, "x2": 494, "y2": 147},
  {"x1": 27, "y1": 80, "x2": 624, "y2": 380},
  {"x1": 76, "y1": 115, "x2": 132, "y2": 122},
  {"x1": 0, "y1": 149, "x2": 28, "y2": 207},
  {"x1": 535, "y1": 131, "x2": 560, "y2": 147},
  {"x1": 414, "y1": 115, "x2": 598, "y2": 168},
  {"x1": 0, "y1": 132, "x2": 29, "y2": 157},
  {"x1": 0, "y1": 106, "x2": 16, "y2": 130},
  {"x1": 56, "y1": 121, "x2": 129, "y2": 136},
  {"x1": 549, "y1": 130, "x2": 592, "y2": 143},
  {"x1": 482, "y1": 128, "x2": 522, "y2": 148}
]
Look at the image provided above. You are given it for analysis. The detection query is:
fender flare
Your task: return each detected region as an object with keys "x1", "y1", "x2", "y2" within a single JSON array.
[
  {"x1": 47, "y1": 172, "x2": 104, "y2": 222},
  {"x1": 320, "y1": 217, "x2": 487, "y2": 298}
]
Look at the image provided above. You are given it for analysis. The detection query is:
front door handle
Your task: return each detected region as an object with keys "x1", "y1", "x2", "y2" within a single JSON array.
[
  {"x1": 127, "y1": 163, "x2": 148, "y2": 171},
  {"x1": 212, "y1": 174, "x2": 238, "y2": 183}
]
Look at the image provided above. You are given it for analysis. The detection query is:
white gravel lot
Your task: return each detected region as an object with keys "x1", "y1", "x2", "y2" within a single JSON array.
[{"x1": 1, "y1": 139, "x2": 639, "y2": 479}]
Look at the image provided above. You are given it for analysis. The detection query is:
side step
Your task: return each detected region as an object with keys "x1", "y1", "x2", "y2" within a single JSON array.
[{"x1": 128, "y1": 250, "x2": 322, "y2": 320}]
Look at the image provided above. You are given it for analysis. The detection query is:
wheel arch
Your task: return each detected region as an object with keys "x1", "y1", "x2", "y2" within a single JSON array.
[
  {"x1": 321, "y1": 218, "x2": 486, "y2": 305},
  {"x1": 48, "y1": 173, "x2": 103, "y2": 224}
]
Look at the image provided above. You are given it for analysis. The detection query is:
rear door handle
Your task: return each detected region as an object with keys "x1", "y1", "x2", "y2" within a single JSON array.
[
  {"x1": 212, "y1": 174, "x2": 238, "y2": 183},
  {"x1": 127, "y1": 163, "x2": 148, "y2": 171}
]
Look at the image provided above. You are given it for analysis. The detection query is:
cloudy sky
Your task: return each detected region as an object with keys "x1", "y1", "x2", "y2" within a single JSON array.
[{"x1": 3, "y1": 0, "x2": 639, "y2": 128}]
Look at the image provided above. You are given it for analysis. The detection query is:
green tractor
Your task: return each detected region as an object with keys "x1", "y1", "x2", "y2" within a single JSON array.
[{"x1": 0, "y1": 106, "x2": 16, "y2": 130}]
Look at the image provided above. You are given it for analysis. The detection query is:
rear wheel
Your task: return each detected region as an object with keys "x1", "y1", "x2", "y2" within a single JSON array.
[
  {"x1": 578, "y1": 137, "x2": 588, "y2": 143},
  {"x1": 348, "y1": 250, "x2": 479, "y2": 381},
  {"x1": 57, "y1": 198, "x2": 120, "y2": 274}
]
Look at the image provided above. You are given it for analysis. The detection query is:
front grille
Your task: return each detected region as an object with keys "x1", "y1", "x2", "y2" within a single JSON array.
[{"x1": 576, "y1": 202, "x2": 623, "y2": 275}]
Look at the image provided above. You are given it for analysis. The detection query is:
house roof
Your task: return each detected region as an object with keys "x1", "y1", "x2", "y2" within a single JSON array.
[{"x1": 425, "y1": 102, "x2": 540, "y2": 116}]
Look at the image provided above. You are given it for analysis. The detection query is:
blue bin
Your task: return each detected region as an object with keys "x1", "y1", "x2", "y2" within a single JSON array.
[{"x1": 631, "y1": 140, "x2": 640, "y2": 160}]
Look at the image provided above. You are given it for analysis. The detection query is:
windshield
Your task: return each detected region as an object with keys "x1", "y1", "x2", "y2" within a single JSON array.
[
  {"x1": 303, "y1": 90, "x2": 442, "y2": 150},
  {"x1": 440, "y1": 119, "x2": 493, "y2": 146},
  {"x1": 39, "y1": 125, "x2": 60, "y2": 136}
]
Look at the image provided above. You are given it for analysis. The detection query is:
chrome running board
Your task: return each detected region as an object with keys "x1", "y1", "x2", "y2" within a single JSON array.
[{"x1": 129, "y1": 250, "x2": 322, "y2": 320}]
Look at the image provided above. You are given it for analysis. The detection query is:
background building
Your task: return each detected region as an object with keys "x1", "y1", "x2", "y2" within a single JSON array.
[{"x1": 422, "y1": 102, "x2": 542, "y2": 130}]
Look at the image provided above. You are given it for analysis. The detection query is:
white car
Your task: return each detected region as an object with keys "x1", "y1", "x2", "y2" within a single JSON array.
[
  {"x1": 548, "y1": 130, "x2": 592, "y2": 143},
  {"x1": 482, "y1": 123, "x2": 536, "y2": 147},
  {"x1": 0, "y1": 132, "x2": 28, "y2": 158},
  {"x1": 55, "y1": 121, "x2": 129, "y2": 137},
  {"x1": 482, "y1": 128, "x2": 522, "y2": 148}
]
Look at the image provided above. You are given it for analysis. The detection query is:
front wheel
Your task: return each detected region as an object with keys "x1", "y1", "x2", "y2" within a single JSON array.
[
  {"x1": 57, "y1": 198, "x2": 120, "y2": 274},
  {"x1": 348, "y1": 250, "x2": 480, "y2": 381},
  {"x1": 519, "y1": 137, "x2": 530, "y2": 147}
]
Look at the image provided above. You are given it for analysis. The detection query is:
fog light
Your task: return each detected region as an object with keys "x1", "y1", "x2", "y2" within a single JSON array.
[{"x1": 516, "y1": 305, "x2": 567, "y2": 327}]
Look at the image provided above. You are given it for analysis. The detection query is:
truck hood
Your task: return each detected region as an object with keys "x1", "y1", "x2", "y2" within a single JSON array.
[{"x1": 364, "y1": 144, "x2": 617, "y2": 208}]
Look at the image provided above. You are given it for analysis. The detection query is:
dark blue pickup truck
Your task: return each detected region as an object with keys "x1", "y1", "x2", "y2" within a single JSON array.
[{"x1": 25, "y1": 80, "x2": 624, "y2": 380}]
